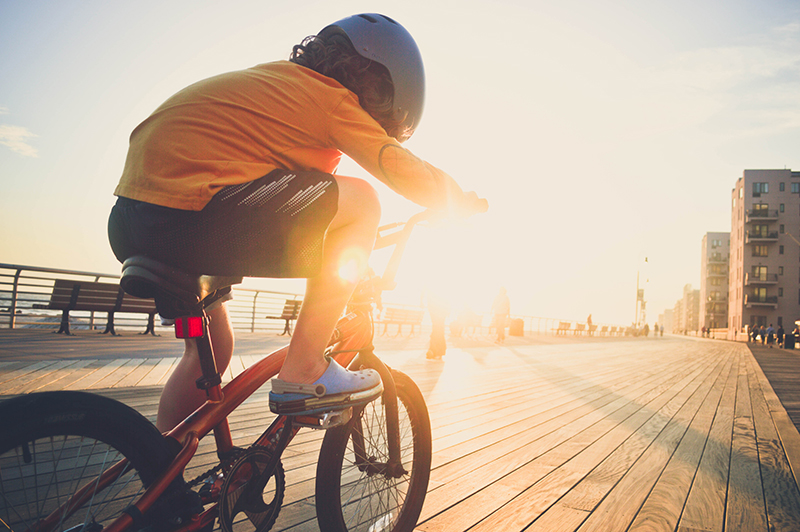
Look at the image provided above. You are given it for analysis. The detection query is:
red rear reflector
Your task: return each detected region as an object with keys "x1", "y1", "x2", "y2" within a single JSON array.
[{"x1": 175, "y1": 317, "x2": 205, "y2": 338}]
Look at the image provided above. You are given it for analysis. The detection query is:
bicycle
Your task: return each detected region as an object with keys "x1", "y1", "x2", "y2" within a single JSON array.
[{"x1": 0, "y1": 209, "x2": 445, "y2": 532}]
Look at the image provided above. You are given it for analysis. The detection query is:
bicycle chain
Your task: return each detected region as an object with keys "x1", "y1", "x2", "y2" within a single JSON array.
[{"x1": 187, "y1": 446, "x2": 246, "y2": 488}]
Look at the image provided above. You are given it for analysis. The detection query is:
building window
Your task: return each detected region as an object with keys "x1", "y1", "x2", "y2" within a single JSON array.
[
  {"x1": 781, "y1": 182, "x2": 786, "y2": 191},
  {"x1": 780, "y1": 287, "x2": 784, "y2": 297},
  {"x1": 780, "y1": 203, "x2": 785, "y2": 212},
  {"x1": 753, "y1": 245, "x2": 768, "y2": 257},
  {"x1": 780, "y1": 266, "x2": 784, "y2": 275},
  {"x1": 781, "y1": 224, "x2": 785, "y2": 233},
  {"x1": 753, "y1": 182, "x2": 769, "y2": 196},
  {"x1": 752, "y1": 224, "x2": 770, "y2": 238},
  {"x1": 780, "y1": 245, "x2": 785, "y2": 254},
  {"x1": 793, "y1": 183, "x2": 800, "y2": 194}
]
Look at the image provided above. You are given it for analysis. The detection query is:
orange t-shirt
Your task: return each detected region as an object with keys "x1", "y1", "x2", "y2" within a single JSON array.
[{"x1": 115, "y1": 60, "x2": 464, "y2": 212}]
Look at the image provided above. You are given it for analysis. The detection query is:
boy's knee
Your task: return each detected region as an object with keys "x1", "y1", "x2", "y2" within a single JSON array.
[{"x1": 336, "y1": 176, "x2": 381, "y2": 225}]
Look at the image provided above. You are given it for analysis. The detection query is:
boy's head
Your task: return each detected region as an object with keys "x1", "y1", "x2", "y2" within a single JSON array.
[{"x1": 290, "y1": 14, "x2": 425, "y2": 143}]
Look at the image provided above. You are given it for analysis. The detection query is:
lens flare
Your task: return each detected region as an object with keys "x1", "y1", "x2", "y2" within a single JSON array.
[{"x1": 338, "y1": 247, "x2": 368, "y2": 284}]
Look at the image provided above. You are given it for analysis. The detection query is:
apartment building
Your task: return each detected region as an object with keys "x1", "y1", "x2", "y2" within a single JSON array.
[
  {"x1": 673, "y1": 284, "x2": 700, "y2": 333},
  {"x1": 658, "y1": 309, "x2": 673, "y2": 334},
  {"x1": 729, "y1": 169, "x2": 800, "y2": 336},
  {"x1": 700, "y1": 232, "x2": 730, "y2": 330}
]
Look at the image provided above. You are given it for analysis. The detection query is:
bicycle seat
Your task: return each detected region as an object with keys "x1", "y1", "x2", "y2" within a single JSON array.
[{"x1": 120, "y1": 256, "x2": 243, "y2": 318}]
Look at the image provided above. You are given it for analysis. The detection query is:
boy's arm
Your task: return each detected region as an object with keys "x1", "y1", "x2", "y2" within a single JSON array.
[{"x1": 330, "y1": 95, "x2": 473, "y2": 212}]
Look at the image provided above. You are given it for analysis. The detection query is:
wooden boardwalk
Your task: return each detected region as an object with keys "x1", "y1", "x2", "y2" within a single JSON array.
[{"x1": 2, "y1": 331, "x2": 800, "y2": 531}]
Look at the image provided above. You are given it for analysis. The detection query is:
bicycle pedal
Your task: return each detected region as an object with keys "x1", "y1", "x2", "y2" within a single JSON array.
[{"x1": 292, "y1": 408, "x2": 352, "y2": 429}]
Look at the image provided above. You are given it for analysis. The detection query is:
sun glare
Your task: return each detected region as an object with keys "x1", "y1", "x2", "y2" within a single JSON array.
[{"x1": 338, "y1": 247, "x2": 368, "y2": 284}]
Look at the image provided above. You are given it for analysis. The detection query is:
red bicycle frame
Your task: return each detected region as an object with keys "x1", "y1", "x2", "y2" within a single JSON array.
[{"x1": 42, "y1": 210, "x2": 433, "y2": 532}]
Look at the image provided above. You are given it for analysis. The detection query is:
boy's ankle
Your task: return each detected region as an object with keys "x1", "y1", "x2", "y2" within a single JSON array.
[{"x1": 277, "y1": 358, "x2": 328, "y2": 384}]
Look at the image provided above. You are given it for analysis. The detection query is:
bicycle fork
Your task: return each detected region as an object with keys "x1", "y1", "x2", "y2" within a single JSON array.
[{"x1": 350, "y1": 349, "x2": 407, "y2": 478}]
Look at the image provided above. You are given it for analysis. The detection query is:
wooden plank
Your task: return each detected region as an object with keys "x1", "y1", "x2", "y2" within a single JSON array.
[
  {"x1": 466, "y1": 347, "x2": 725, "y2": 531},
  {"x1": 556, "y1": 353, "x2": 724, "y2": 514},
  {"x1": 627, "y1": 347, "x2": 735, "y2": 531},
  {"x1": 677, "y1": 350, "x2": 740, "y2": 532},
  {"x1": 0, "y1": 360, "x2": 85, "y2": 395},
  {"x1": 114, "y1": 358, "x2": 162, "y2": 388},
  {"x1": 418, "y1": 347, "x2": 724, "y2": 531},
  {"x1": 11, "y1": 360, "x2": 95, "y2": 394},
  {"x1": 744, "y1": 353, "x2": 800, "y2": 530},
  {"x1": 64, "y1": 359, "x2": 129, "y2": 390},
  {"x1": 724, "y1": 365, "x2": 767, "y2": 530},
  {"x1": 36, "y1": 360, "x2": 105, "y2": 392},
  {"x1": 0, "y1": 360, "x2": 60, "y2": 389},
  {"x1": 136, "y1": 357, "x2": 179, "y2": 387}
]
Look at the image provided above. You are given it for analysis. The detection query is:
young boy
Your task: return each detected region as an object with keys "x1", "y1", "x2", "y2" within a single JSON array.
[{"x1": 108, "y1": 13, "x2": 486, "y2": 430}]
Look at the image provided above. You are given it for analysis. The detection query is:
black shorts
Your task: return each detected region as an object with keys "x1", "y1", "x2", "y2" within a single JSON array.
[{"x1": 108, "y1": 169, "x2": 338, "y2": 278}]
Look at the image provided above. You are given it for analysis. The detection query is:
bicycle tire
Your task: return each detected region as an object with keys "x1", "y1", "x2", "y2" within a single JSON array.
[
  {"x1": 0, "y1": 391, "x2": 175, "y2": 532},
  {"x1": 315, "y1": 369, "x2": 432, "y2": 532}
]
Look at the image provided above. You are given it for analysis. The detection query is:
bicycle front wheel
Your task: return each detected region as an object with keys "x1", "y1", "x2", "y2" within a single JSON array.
[
  {"x1": 0, "y1": 391, "x2": 174, "y2": 532},
  {"x1": 316, "y1": 369, "x2": 432, "y2": 532}
]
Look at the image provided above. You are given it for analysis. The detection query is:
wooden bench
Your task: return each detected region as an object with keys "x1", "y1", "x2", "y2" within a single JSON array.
[
  {"x1": 379, "y1": 306, "x2": 425, "y2": 337},
  {"x1": 33, "y1": 280, "x2": 157, "y2": 336},
  {"x1": 450, "y1": 311, "x2": 483, "y2": 337},
  {"x1": 573, "y1": 323, "x2": 586, "y2": 335},
  {"x1": 599, "y1": 325, "x2": 608, "y2": 336},
  {"x1": 608, "y1": 326, "x2": 619, "y2": 336},
  {"x1": 266, "y1": 299, "x2": 302, "y2": 335},
  {"x1": 555, "y1": 321, "x2": 571, "y2": 335}
]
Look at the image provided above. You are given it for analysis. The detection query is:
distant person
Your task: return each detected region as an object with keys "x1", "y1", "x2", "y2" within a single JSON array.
[
  {"x1": 653, "y1": 322, "x2": 659, "y2": 338},
  {"x1": 587, "y1": 314, "x2": 593, "y2": 335},
  {"x1": 761, "y1": 325, "x2": 768, "y2": 345},
  {"x1": 660, "y1": 324, "x2": 664, "y2": 337},
  {"x1": 778, "y1": 324, "x2": 785, "y2": 348},
  {"x1": 491, "y1": 287, "x2": 510, "y2": 344},
  {"x1": 643, "y1": 323, "x2": 650, "y2": 337},
  {"x1": 789, "y1": 324, "x2": 800, "y2": 350},
  {"x1": 767, "y1": 324, "x2": 776, "y2": 348}
]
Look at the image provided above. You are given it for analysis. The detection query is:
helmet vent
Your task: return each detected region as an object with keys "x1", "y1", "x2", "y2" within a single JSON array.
[{"x1": 358, "y1": 14, "x2": 379, "y2": 23}]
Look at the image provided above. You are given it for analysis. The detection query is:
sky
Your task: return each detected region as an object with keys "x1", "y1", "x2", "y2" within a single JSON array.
[{"x1": 2, "y1": 0, "x2": 800, "y2": 326}]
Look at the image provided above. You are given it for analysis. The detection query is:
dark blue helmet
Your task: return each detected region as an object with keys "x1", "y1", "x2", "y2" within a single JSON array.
[{"x1": 320, "y1": 14, "x2": 425, "y2": 139}]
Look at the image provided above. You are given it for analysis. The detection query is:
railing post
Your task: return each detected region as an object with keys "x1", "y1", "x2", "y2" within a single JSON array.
[
  {"x1": 251, "y1": 292, "x2": 259, "y2": 333},
  {"x1": 9, "y1": 269, "x2": 22, "y2": 328}
]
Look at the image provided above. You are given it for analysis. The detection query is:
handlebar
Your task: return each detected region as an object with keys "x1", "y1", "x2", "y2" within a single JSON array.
[{"x1": 371, "y1": 200, "x2": 486, "y2": 293}]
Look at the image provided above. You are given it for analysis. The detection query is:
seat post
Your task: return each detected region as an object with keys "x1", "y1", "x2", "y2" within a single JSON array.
[
  {"x1": 191, "y1": 315, "x2": 235, "y2": 453},
  {"x1": 193, "y1": 315, "x2": 223, "y2": 399}
]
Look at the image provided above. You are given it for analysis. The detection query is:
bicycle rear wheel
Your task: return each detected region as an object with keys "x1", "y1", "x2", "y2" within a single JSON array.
[
  {"x1": 0, "y1": 391, "x2": 174, "y2": 532},
  {"x1": 315, "y1": 369, "x2": 431, "y2": 532}
]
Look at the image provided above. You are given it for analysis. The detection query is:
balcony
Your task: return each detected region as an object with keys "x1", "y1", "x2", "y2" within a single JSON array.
[
  {"x1": 745, "y1": 273, "x2": 779, "y2": 285},
  {"x1": 745, "y1": 230, "x2": 779, "y2": 243},
  {"x1": 707, "y1": 255, "x2": 728, "y2": 264},
  {"x1": 746, "y1": 209, "x2": 779, "y2": 223},
  {"x1": 745, "y1": 294, "x2": 778, "y2": 308},
  {"x1": 706, "y1": 267, "x2": 728, "y2": 277}
]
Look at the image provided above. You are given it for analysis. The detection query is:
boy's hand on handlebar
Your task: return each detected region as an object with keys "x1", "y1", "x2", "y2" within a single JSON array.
[{"x1": 455, "y1": 191, "x2": 488, "y2": 218}]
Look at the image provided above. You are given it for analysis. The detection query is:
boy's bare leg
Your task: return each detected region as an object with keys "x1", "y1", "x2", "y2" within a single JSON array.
[
  {"x1": 156, "y1": 176, "x2": 379, "y2": 429},
  {"x1": 277, "y1": 176, "x2": 381, "y2": 384},
  {"x1": 156, "y1": 303, "x2": 234, "y2": 431}
]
